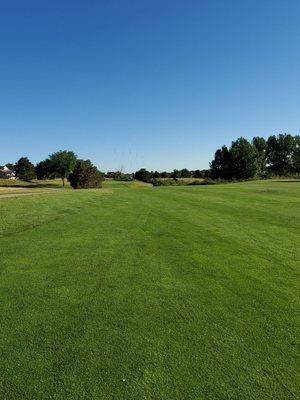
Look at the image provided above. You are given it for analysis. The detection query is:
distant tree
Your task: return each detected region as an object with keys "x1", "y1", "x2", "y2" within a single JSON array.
[
  {"x1": 202, "y1": 169, "x2": 211, "y2": 178},
  {"x1": 134, "y1": 168, "x2": 152, "y2": 182},
  {"x1": 113, "y1": 171, "x2": 123, "y2": 180},
  {"x1": 210, "y1": 145, "x2": 232, "y2": 179},
  {"x1": 292, "y1": 135, "x2": 300, "y2": 175},
  {"x1": 180, "y1": 168, "x2": 191, "y2": 178},
  {"x1": 119, "y1": 173, "x2": 133, "y2": 181},
  {"x1": 35, "y1": 159, "x2": 54, "y2": 180},
  {"x1": 5, "y1": 163, "x2": 15, "y2": 171},
  {"x1": 15, "y1": 157, "x2": 36, "y2": 181},
  {"x1": 113, "y1": 171, "x2": 133, "y2": 181},
  {"x1": 230, "y1": 137, "x2": 259, "y2": 179},
  {"x1": 160, "y1": 171, "x2": 170, "y2": 178},
  {"x1": 266, "y1": 134, "x2": 295, "y2": 175},
  {"x1": 193, "y1": 169, "x2": 202, "y2": 178},
  {"x1": 69, "y1": 160, "x2": 103, "y2": 189},
  {"x1": 252, "y1": 136, "x2": 267, "y2": 176},
  {"x1": 49, "y1": 150, "x2": 77, "y2": 186},
  {"x1": 171, "y1": 169, "x2": 181, "y2": 180},
  {"x1": 153, "y1": 171, "x2": 160, "y2": 178}
]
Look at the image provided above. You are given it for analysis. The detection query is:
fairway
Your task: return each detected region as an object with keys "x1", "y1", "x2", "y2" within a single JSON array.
[{"x1": 0, "y1": 180, "x2": 299, "y2": 399}]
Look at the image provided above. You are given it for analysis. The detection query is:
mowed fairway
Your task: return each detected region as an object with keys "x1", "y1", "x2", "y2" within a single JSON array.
[{"x1": 0, "y1": 180, "x2": 299, "y2": 399}]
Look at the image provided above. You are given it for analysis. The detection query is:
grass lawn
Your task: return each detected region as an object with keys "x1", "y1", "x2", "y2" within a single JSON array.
[{"x1": 0, "y1": 180, "x2": 299, "y2": 399}]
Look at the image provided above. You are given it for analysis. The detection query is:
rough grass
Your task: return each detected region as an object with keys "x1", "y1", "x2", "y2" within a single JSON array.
[
  {"x1": 0, "y1": 180, "x2": 298, "y2": 399},
  {"x1": 0, "y1": 178, "x2": 71, "y2": 188}
]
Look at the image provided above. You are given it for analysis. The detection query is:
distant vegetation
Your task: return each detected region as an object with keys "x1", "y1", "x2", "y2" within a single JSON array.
[
  {"x1": 1, "y1": 133, "x2": 299, "y2": 188},
  {"x1": 1, "y1": 150, "x2": 103, "y2": 189},
  {"x1": 210, "y1": 134, "x2": 300, "y2": 180},
  {"x1": 132, "y1": 134, "x2": 300, "y2": 185}
]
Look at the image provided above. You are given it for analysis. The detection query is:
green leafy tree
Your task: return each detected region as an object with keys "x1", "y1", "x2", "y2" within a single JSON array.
[
  {"x1": 15, "y1": 157, "x2": 36, "y2": 181},
  {"x1": 5, "y1": 163, "x2": 15, "y2": 171},
  {"x1": 266, "y1": 134, "x2": 295, "y2": 175},
  {"x1": 134, "y1": 168, "x2": 152, "y2": 182},
  {"x1": 35, "y1": 159, "x2": 54, "y2": 180},
  {"x1": 252, "y1": 136, "x2": 267, "y2": 176},
  {"x1": 193, "y1": 169, "x2": 202, "y2": 178},
  {"x1": 171, "y1": 169, "x2": 181, "y2": 180},
  {"x1": 49, "y1": 150, "x2": 77, "y2": 186},
  {"x1": 210, "y1": 145, "x2": 232, "y2": 179},
  {"x1": 292, "y1": 135, "x2": 300, "y2": 175},
  {"x1": 230, "y1": 137, "x2": 258, "y2": 179},
  {"x1": 180, "y1": 168, "x2": 191, "y2": 178},
  {"x1": 69, "y1": 160, "x2": 103, "y2": 189}
]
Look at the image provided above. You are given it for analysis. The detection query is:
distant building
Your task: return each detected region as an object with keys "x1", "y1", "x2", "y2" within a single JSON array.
[{"x1": 0, "y1": 166, "x2": 16, "y2": 179}]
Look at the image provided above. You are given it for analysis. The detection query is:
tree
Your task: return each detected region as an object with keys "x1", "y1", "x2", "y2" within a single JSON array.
[
  {"x1": 193, "y1": 169, "x2": 202, "y2": 178},
  {"x1": 180, "y1": 168, "x2": 191, "y2": 178},
  {"x1": 134, "y1": 168, "x2": 152, "y2": 182},
  {"x1": 252, "y1": 136, "x2": 266, "y2": 176},
  {"x1": 35, "y1": 159, "x2": 54, "y2": 180},
  {"x1": 292, "y1": 135, "x2": 300, "y2": 175},
  {"x1": 69, "y1": 160, "x2": 103, "y2": 189},
  {"x1": 171, "y1": 169, "x2": 181, "y2": 180},
  {"x1": 5, "y1": 163, "x2": 15, "y2": 171},
  {"x1": 210, "y1": 145, "x2": 232, "y2": 179},
  {"x1": 15, "y1": 157, "x2": 36, "y2": 181},
  {"x1": 49, "y1": 150, "x2": 77, "y2": 186},
  {"x1": 230, "y1": 137, "x2": 258, "y2": 179},
  {"x1": 266, "y1": 134, "x2": 295, "y2": 175}
]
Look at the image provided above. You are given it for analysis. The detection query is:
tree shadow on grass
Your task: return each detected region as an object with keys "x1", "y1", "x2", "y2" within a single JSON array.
[
  {"x1": 272, "y1": 179, "x2": 300, "y2": 183},
  {"x1": 0, "y1": 182, "x2": 65, "y2": 189}
]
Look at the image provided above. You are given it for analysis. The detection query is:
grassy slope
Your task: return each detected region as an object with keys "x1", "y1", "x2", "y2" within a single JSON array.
[{"x1": 0, "y1": 180, "x2": 298, "y2": 399}]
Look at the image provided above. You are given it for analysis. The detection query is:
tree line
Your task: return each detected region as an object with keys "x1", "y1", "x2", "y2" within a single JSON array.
[
  {"x1": 3, "y1": 150, "x2": 103, "y2": 189},
  {"x1": 132, "y1": 134, "x2": 300, "y2": 184},
  {"x1": 210, "y1": 134, "x2": 300, "y2": 180},
  {"x1": 2, "y1": 133, "x2": 299, "y2": 188}
]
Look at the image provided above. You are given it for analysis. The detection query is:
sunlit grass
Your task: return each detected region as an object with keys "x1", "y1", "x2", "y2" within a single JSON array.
[{"x1": 0, "y1": 179, "x2": 298, "y2": 399}]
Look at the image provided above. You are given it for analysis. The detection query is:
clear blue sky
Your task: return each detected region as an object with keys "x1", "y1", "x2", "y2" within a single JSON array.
[{"x1": 1, "y1": 0, "x2": 299, "y2": 172}]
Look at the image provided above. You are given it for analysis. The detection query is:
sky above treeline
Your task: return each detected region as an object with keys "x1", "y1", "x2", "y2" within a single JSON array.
[{"x1": 1, "y1": 0, "x2": 300, "y2": 172}]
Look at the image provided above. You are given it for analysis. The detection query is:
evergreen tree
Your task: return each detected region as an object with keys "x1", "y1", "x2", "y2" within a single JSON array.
[{"x1": 69, "y1": 160, "x2": 103, "y2": 189}]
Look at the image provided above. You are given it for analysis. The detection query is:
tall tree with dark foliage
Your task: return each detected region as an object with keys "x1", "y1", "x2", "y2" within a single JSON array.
[
  {"x1": 69, "y1": 160, "x2": 103, "y2": 189},
  {"x1": 15, "y1": 157, "x2": 36, "y2": 181}
]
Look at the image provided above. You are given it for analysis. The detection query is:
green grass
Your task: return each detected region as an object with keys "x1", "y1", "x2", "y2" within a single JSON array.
[
  {"x1": 0, "y1": 180, "x2": 299, "y2": 399},
  {"x1": 0, "y1": 178, "x2": 70, "y2": 188}
]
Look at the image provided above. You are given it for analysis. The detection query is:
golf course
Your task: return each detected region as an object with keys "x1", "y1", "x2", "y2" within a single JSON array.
[{"x1": 0, "y1": 179, "x2": 298, "y2": 399}]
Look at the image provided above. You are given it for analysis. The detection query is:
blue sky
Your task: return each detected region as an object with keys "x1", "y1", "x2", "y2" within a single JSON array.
[{"x1": 1, "y1": 0, "x2": 300, "y2": 172}]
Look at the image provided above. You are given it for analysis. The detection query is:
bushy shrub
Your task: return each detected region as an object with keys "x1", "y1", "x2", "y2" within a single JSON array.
[
  {"x1": 189, "y1": 178, "x2": 217, "y2": 186},
  {"x1": 188, "y1": 180, "x2": 203, "y2": 185},
  {"x1": 69, "y1": 160, "x2": 103, "y2": 189},
  {"x1": 151, "y1": 178, "x2": 188, "y2": 186},
  {"x1": 134, "y1": 168, "x2": 152, "y2": 182},
  {"x1": 115, "y1": 173, "x2": 133, "y2": 181}
]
